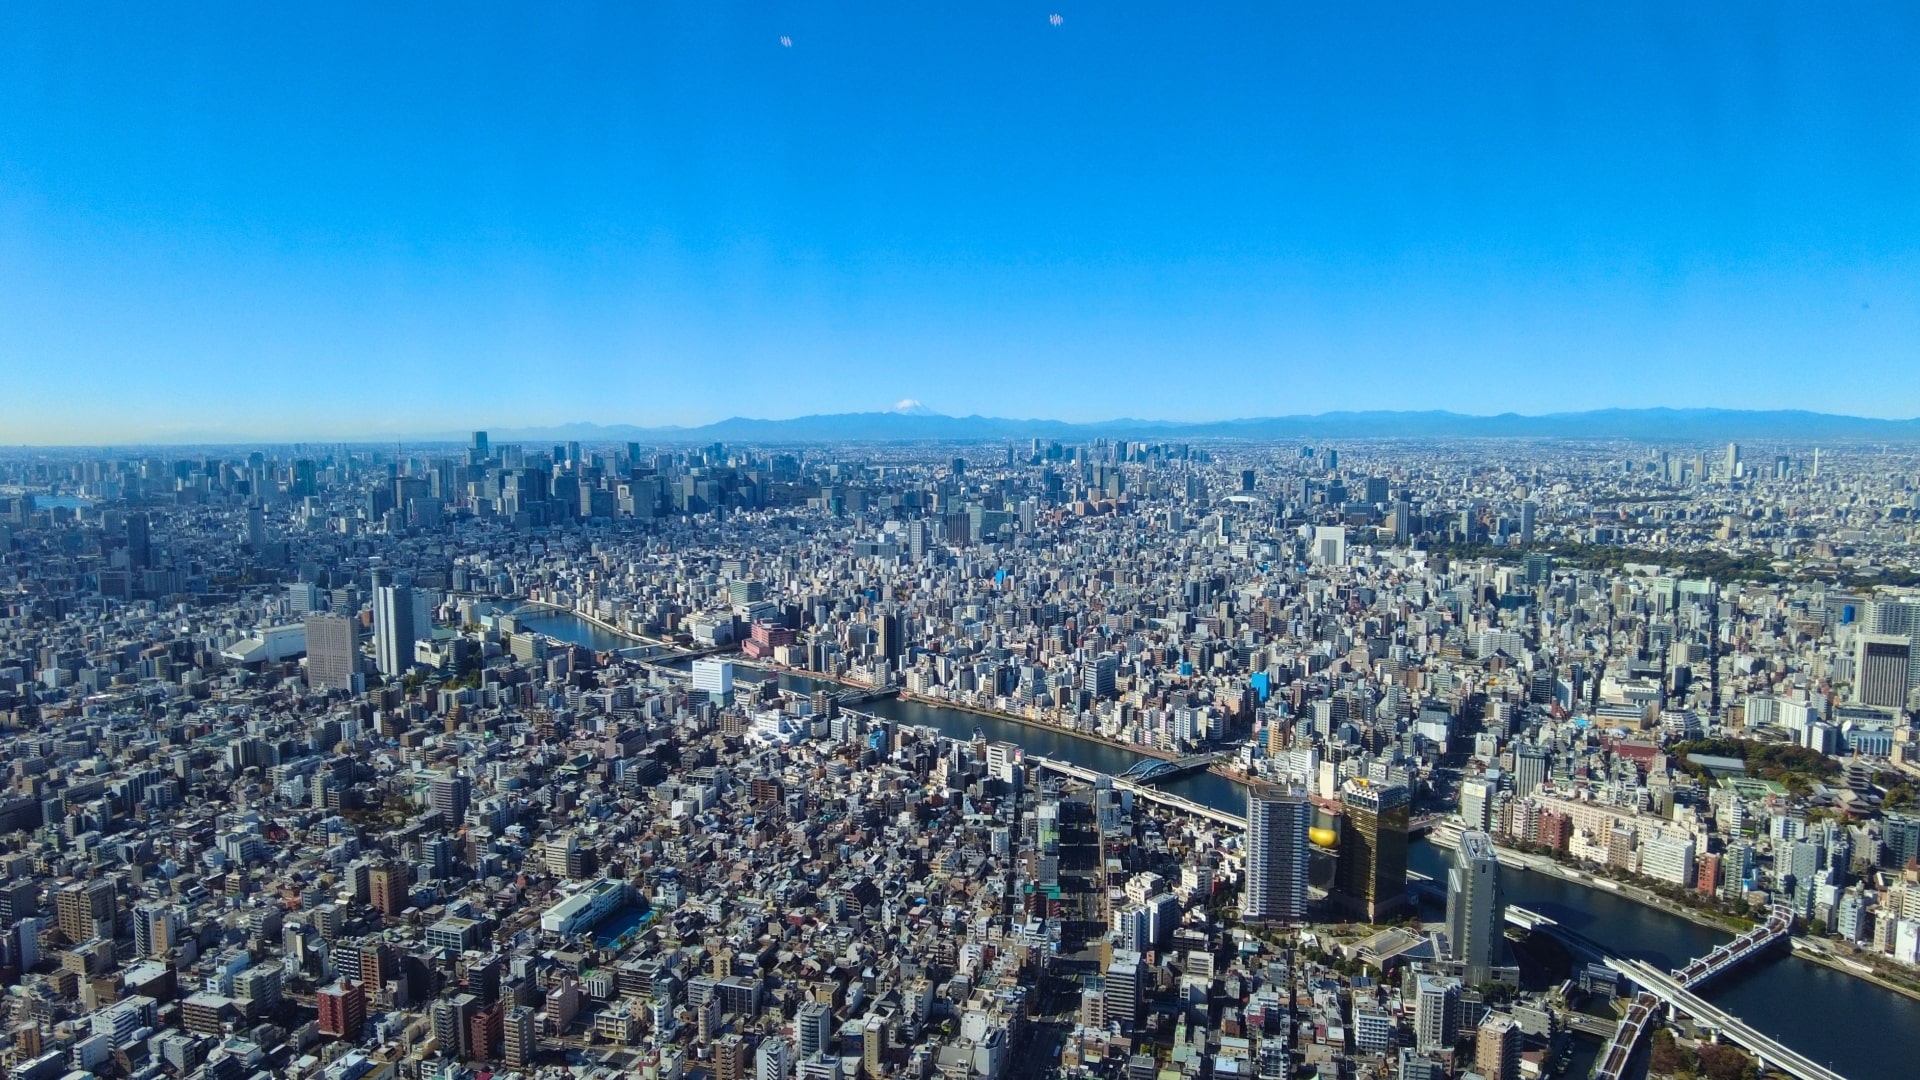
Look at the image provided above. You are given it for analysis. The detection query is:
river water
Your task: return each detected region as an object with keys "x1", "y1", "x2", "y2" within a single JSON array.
[{"x1": 526, "y1": 611, "x2": 1913, "y2": 1078}]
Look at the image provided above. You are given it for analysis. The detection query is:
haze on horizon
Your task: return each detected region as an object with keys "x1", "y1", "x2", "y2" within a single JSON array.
[{"x1": 4, "y1": 3, "x2": 1919, "y2": 445}]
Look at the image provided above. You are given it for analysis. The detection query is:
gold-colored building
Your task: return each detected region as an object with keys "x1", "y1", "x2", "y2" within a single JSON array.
[{"x1": 1335, "y1": 779, "x2": 1409, "y2": 921}]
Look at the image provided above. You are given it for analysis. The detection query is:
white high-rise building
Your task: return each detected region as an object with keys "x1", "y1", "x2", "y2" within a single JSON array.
[
  {"x1": 288, "y1": 581, "x2": 324, "y2": 613},
  {"x1": 1639, "y1": 831, "x2": 1697, "y2": 888},
  {"x1": 1414, "y1": 974, "x2": 1461, "y2": 1052},
  {"x1": 692, "y1": 658, "x2": 734, "y2": 698},
  {"x1": 373, "y1": 582, "x2": 415, "y2": 678},
  {"x1": 1459, "y1": 778, "x2": 1494, "y2": 833},
  {"x1": 1312, "y1": 525, "x2": 1347, "y2": 567},
  {"x1": 1446, "y1": 830, "x2": 1505, "y2": 986}
]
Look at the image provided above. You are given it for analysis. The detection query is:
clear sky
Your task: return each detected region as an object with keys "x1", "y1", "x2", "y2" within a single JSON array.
[{"x1": 3, "y1": 3, "x2": 1919, "y2": 443}]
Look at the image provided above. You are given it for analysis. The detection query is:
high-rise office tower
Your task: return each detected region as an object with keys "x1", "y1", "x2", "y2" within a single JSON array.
[
  {"x1": 246, "y1": 504, "x2": 267, "y2": 553},
  {"x1": 125, "y1": 512, "x2": 150, "y2": 569},
  {"x1": 373, "y1": 580, "x2": 415, "y2": 678},
  {"x1": 1242, "y1": 783, "x2": 1310, "y2": 922},
  {"x1": 1866, "y1": 599, "x2": 1920, "y2": 693},
  {"x1": 305, "y1": 613, "x2": 359, "y2": 691},
  {"x1": 1854, "y1": 634, "x2": 1911, "y2": 709},
  {"x1": 1337, "y1": 780, "x2": 1410, "y2": 921},
  {"x1": 1446, "y1": 830, "x2": 1506, "y2": 986},
  {"x1": 692, "y1": 658, "x2": 735, "y2": 699},
  {"x1": 875, "y1": 611, "x2": 903, "y2": 670}
]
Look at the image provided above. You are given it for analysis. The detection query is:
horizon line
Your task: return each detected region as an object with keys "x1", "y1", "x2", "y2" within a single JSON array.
[{"x1": 6, "y1": 404, "x2": 1920, "y2": 449}]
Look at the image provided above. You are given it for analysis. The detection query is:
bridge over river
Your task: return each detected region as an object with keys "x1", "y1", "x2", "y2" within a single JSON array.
[{"x1": 1588, "y1": 904, "x2": 1841, "y2": 1080}]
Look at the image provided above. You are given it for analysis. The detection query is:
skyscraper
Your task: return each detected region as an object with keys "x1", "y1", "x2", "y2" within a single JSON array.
[
  {"x1": 305, "y1": 613, "x2": 359, "y2": 691},
  {"x1": 125, "y1": 512, "x2": 150, "y2": 569},
  {"x1": 1446, "y1": 830, "x2": 1505, "y2": 986},
  {"x1": 369, "y1": 862, "x2": 409, "y2": 917},
  {"x1": 373, "y1": 580, "x2": 416, "y2": 678},
  {"x1": 1242, "y1": 783, "x2": 1310, "y2": 922},
  {"x1": 246, "y1": 504, "x2": 267, "y2": 553},
  {"x1": 1853, "y1": 634, "x2": 1911, "y2": 709},
  {"x1": 1337, "y1": 780, "x2": 1410, "y2": 921},
  {"x1": 874, "y1": 610, "x2": 904, "y2": 671},
  {"x1": 1866, "y1": 599, "x2": 1920, "y2": 695}
]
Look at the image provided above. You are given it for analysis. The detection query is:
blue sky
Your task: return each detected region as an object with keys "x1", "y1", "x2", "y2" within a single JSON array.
[{"x1": 3, "y1": 3, "x2": 1918, "y2": 442}]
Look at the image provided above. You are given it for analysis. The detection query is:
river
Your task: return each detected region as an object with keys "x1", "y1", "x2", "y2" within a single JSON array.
[{"x1": 526, "y1": 610, "x2": 1914, "y2": 1078}]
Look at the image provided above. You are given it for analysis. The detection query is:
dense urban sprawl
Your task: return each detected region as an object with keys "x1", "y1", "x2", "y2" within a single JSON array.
[{"x1": 2, "y1": 434, "x2": 1920, "y2": 1080}]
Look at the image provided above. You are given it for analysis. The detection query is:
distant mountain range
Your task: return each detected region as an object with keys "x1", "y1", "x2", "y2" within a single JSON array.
[
  {"x1": 468, "y1": 408, "x2": 1920, "y2": 445},
  {"x1": 40, "y1": 407, "x2": 1920, "y2": 447}
]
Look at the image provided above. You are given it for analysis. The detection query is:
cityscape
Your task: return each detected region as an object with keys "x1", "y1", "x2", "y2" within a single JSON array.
[
  {"x1": 3, "y1": 432, "x2": 1920, "y2": 1080},
  {"x1": 6, "y1": 6, "x2": 1920, "y2": 1080}
]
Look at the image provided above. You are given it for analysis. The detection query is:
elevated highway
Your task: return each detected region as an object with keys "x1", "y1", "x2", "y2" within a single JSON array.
[{"x1": 1029, "y1": 755, "x2": 1248, "y2": 829}]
